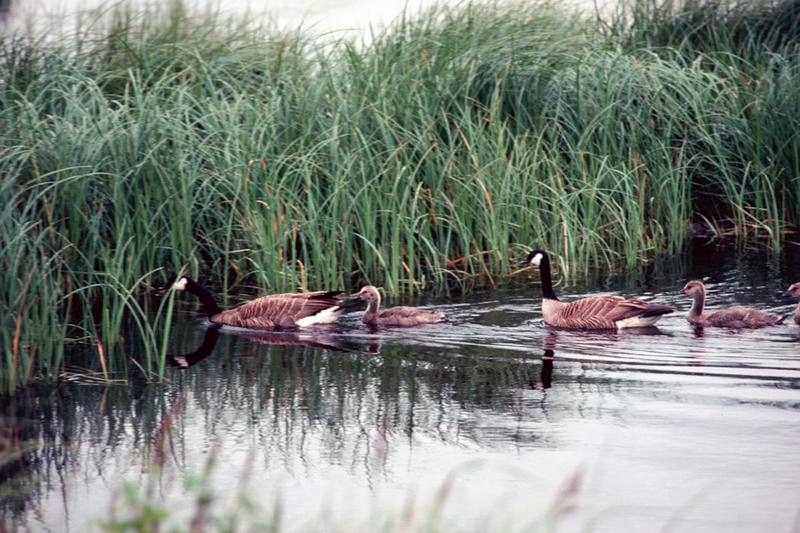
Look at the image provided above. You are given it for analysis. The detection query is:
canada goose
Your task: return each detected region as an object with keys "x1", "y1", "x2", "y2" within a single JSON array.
[
  {"x1": 680, "y1": 280, "x2": 784, "y2": 328},
  {"x1": 167, "y1": 275, "x2": 355, "y2": 330},
  {"x1": 352, "y1": 285, "x2": 445, "y2": 327},
  {"x1": 519, "y1": 249, "x2": 674, "y2": 329},
  {"x1": 786, "y1": 283, "x2": 800, "y2": 324}
]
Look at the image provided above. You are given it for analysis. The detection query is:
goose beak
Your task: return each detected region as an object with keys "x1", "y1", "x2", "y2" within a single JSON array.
[
  {"x1": 153, "y1": 283, "x2": 171, "y2": 295},
  {"x1": 153, "y1": 276, "x2": 177, "y2": 295}
]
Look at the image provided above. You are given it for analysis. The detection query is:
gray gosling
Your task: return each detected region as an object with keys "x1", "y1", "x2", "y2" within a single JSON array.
[
  {"x1": 785, "y1": 282, "x2": 800, "y2": 325},
  {"x1": 354, "y1": 285, "x2": 445, "y2": 327},
  {"x1": 681, "y1": 280, "x2": 784, "y2": 328}
]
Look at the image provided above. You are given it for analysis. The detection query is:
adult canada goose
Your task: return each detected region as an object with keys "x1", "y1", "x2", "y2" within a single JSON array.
[
  {"x1": 167, "y1": 275, "x2": 355, "y2": 330},
  {"x1": 519, "y1": 249, "x2": 674, "y2": 329},
  {"x1": 786, "y1": 282, "x2": 800, "y2": 324},
  {"x1": 352, "y1": 285, "x2": 445, "y2": 327},
  {"x1": 680, "y1": 279, "x2": 784, "y2": 328}
]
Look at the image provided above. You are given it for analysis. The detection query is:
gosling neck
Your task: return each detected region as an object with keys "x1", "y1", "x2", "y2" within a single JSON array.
[
  {"x1": 363, "y1": 295, "x2": 381, "y2": 322},
  {"x1": 538, "y1": 254, "x2": 558, "y2": 301},
  {"x1": 689, "y1": 291, "x2": 705, "y2": 318},
  {"x1": 185, "y1": 278, "x2": 222, "y2": 317}
]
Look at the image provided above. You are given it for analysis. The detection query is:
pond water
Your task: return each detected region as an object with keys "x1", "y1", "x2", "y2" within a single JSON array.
[{"x1": 2, "y1": 242, "x2": 800, "y2": 531}]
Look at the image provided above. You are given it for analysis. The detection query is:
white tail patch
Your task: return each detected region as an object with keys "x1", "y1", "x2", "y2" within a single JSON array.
[
  {"x1": 296, "y1": 306, "x2": 343, "y2": 327},
  {"x1": 616, "y1": 315, "x2": 662, "y2": 329}
]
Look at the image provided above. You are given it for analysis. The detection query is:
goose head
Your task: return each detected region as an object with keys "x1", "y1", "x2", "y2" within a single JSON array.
[
  {"x1": 155, "y1": 274, "x2": 182, "y2": 294},
  {"x1": 154, "y1": 274, "x2": 193, "y2": 294},
  {"x1": 680, "y1": 280, "x2": 706, "y2": 298},
  {"x1": 172, "y1": 275, "x2": 191, "y2": 291},
  {"x1": 785, "y1": 282, "x2": 800, "y2": 298},
  {"x1": 520, "y1": 248, "x2": 547, "y2": 267}
]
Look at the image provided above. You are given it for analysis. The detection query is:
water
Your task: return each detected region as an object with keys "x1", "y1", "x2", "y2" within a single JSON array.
[{"x1": 3, "y1": 244, "x2": 800, "y2": 532}]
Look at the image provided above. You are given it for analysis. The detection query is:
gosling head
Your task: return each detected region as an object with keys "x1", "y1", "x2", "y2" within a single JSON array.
[
  {"x1": 680, "y1": 279, "x2": 706, "y2": 298},
  {"x1": 785, "y1": 282, "x2": 800, "y2": 298},
  {"x1": 357, "y1": 285, "x2": 381, "y2": 305},
  {"x1": 520, "y1": 248, "x2": 547, "y2": 267}
]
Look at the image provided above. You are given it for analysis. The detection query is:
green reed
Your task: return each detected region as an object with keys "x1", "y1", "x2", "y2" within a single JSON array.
[{"x1": 1, "y1": 0, "x2": 799, "y2": 390}]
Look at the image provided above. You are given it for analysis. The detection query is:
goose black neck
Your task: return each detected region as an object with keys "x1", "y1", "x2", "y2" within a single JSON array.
[
  {"x1": 185, "y1": 279, "x2": 222, "y2": 317},
  {"x1": 538, "y1": 254, "x2": 558, "y2": 301}
]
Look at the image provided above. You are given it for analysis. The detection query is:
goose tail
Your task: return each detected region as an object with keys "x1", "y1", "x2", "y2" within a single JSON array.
[
  {"x1": 640, "y1": 304, "x2": 675, "y2": 318},
  {"x1": 337, "y1": 294, "x2": 367, "y2": 313}
]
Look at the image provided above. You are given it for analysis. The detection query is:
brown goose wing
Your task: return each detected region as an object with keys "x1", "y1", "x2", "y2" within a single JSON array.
[
  {"x1": 604, "y1": 298, "x2": 670, "y2": 321},
  {"x1": 211, "y1": 291, "x2": 342, "y2": 329},
  {"x1": 556, "y1": 296, "x2": 669, "y2": 329},
  {"x1": 553, "y1": 296, "x2": 625, "y2": 329}
]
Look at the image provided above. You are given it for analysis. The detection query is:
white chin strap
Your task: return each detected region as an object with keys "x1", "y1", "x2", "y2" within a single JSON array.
[
  {"x1": 173, "y1": 277, "x2": 188, "y2": 291},
  {"x1": 531, "y1": 254, "x2": 543, "y2": 267}
]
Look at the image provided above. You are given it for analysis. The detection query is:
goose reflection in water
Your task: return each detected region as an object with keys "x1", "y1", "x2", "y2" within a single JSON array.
[
  {"x1": 533, "y1": 325, "x2": 671, "y2": 389},
  {"x1": 167, "y1": 326, "x2": 354, "y2": 369}
]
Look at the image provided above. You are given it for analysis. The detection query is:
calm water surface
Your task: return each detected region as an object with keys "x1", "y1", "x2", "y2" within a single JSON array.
[{"x1": 2, "y1": 244, "x2": 800, "y2": 531}]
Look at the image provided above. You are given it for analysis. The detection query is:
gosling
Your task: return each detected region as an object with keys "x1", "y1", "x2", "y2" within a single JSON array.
[
  {"x1": 352, "y1": 286, "x2": 445, "y2": 327},
  {"x1": 785, "y1": 282, "x2": 800, "y2": 324},
  {"x1": 680, "y1": 280, "x2": 784, "y2": 329}
]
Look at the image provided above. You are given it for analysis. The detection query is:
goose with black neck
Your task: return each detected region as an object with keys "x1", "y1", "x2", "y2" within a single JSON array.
[
  {"x1": 166, "y1": 275, "x2": 357, "y2": 330},
  {"x1": 519, "y1": 248, "x2": 674, "y2": 330}
]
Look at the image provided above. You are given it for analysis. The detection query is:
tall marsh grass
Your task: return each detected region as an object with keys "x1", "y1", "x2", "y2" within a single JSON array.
[{"x1": 1, "y1": 0, "x2": 799, "y2": 390}]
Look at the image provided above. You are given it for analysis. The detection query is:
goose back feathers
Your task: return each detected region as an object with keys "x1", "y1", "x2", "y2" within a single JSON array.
[
  {"x1": 541, "y1": 296, "x2": 675, "y2": 329},
  {"x1": 356, "y1": 286, "x2": 445, "y2": 327},
  {"x1": 172, "y1": 276, "x2": 348, "y2": 330},
  {"x1": 521, "y1": 249, "x2": 674, "y2": 330},
  {"x1": 681, "y1": 280, "x2": 784, "y2": 328},
  {"x1": 211, "y1": 291, "x2": 343, "y2": 329}
]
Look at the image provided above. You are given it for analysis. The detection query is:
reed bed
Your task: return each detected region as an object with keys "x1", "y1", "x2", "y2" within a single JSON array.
[{"x1": 1, "y1": 0, "x2": 799, "y2": 390}]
